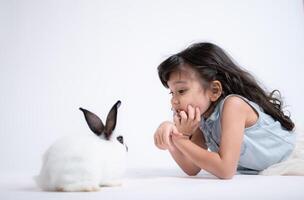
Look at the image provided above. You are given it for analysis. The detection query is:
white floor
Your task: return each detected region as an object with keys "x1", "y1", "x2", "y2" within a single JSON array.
[{"x1": 1, "y1": 167, "x2": 304, "y2": 200}]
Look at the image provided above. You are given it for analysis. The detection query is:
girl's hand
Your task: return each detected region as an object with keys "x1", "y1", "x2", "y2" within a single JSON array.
[
  {"x1": 154, "y1": 121, "x2": 179, "y2": 150},
  {"x1": 174, "y1": 105, "x2": 201, "y2": 138}
]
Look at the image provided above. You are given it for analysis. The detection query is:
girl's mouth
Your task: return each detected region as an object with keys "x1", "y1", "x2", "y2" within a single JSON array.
[
  {"x1": 172, "y1": 108, "x2": 178, "y2": 114},
  {"x1": 172, "y1": 108, "x2": 182, "y2": 118}
]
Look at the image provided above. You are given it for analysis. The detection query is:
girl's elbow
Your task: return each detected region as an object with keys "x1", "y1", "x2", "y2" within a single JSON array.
[
  {"x1": 218, "y1": 173, "x2": 234, "y2": 179},
  {"x1": 183, "y1": 168, "x2": 200, "y2": 176},
  {"x1": 217, "y1": 169, "x2": 236, "y2": 179},
  {"x1": 186, "y1": 171, "x2": 200, "y2": 176}
]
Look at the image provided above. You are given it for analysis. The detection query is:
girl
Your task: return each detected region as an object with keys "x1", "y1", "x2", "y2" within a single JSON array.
[{"x1": 153, "y1": 42, "x2": 298, "y2": 179}]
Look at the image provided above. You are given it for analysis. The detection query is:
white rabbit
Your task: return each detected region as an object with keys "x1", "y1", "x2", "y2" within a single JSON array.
[{"x1": 35, "y1": 100, "x2": 128, "y2": 192}]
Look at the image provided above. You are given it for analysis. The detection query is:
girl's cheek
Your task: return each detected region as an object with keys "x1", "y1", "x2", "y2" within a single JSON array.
[
  {"x1": 199, "y1": 107, "x2": 205, "y2": 115},
  {"x1": 200, "y1": 104, "x2": 209, "y2": 114}
]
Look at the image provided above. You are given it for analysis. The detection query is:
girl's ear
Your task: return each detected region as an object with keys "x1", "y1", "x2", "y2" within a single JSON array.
[
  {"x1": 79, "y1": 108, "x2": 105, "y2": 136},
  {"x1": 209, "y1": 80, "x2": 222, "y2": 102},
  {"x1": 104, "y1": 100, "x2": 121, "y2": 140}
]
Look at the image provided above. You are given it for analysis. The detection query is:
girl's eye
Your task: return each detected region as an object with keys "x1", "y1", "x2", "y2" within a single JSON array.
[
  {"x1": 169, "y1": 89, "x2": 188, "y2": 96},
  {"x1": 178, "y1": 89, "x2": 187, "y2": 94}
]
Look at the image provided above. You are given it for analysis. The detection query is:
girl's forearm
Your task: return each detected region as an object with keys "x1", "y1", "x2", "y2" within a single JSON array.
[
  {"x1": 173, "y1": 139, "x2": 236, "y2": 179},
  {"x1": 168, "y1": 146, "x2": 201, "y2": 176}
]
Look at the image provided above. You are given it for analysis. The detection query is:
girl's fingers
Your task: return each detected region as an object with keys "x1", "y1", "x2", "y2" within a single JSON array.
[
  {"x1": 172, "y1": 126, "x2": 184, "y2": 137},
  {"x1": 154, "y1": 126, "x2": 174, "y2": 150},
  {"x1": 158, "y1": 134, "x2": 167, "y2": 149},
  {"x1": 172, "y1": 125, "x2": 179, "y2": 135},
  {"x1": 155, "y1": 134, "x2": 161, "y2": 147},
  {"x1": 154, "y1": 133, "x2": 157, "y2": 146},
  {"x1": 179, "y1": 111, "x2": 188, "y2": 124},
  {"x1": 163, "y1": 127, "x2": 171, "y2": 148},
  {"x1": 158, "y1": 130, "x2": 164, "y2": 147},
  {"x1": 154, "y1": 130, "x2": 163, "y2": 148},
  {"x1": 154, "y1": 133, "x2": 162, "y2": 148},
  {"x1": 187, "y1": 105, "x2": 195, "y2": 120},
  {"x1": 173, "y1": 114, "x2": 180, "y2": 126},
  {"x1": 195, "y1": 107, "x2": 201, "y2": 122}
]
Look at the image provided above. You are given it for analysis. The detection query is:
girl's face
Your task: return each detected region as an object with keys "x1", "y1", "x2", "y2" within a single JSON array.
[{"x1": 167, "y1": 66, "x2": 212, "y2": 117}]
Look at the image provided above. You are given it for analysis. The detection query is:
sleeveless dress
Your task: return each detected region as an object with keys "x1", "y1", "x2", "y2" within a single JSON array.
[{"x1": 199, "y1": 94, "x2": 296, "y2": 174}]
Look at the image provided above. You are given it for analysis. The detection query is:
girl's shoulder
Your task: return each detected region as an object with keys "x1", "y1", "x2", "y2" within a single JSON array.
[
  {"x1": 220, "y1": 95, "x2": 249, "y2": 116},
  {"x1": 219, "y1": 94, "x2": 258, "y2": 115},
  {"x1": 203, "y1": 94, "x2": 259, "y2": 127},
  {"x1": 221, "y1": 95, "x2": 248, "y2": 109},
  {"x1": 219, "y1": 94, "x2": 260, "y2": 128},
  {"x1": 204, "y1": 94, "x2": 253, "y2": 123}
]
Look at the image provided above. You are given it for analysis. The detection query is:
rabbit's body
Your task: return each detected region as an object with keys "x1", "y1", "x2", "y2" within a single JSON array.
[
  {"x1": 35, "y1": 101, "x2": 127, "y2": 192},
  {"x1": 36, "y1": 135, "x2": 126, "y2": 191}
]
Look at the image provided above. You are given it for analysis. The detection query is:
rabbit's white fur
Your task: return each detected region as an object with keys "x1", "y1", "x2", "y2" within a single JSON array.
[{"x1": 35, "y1": 134, "x2": 127, "y2": 192}]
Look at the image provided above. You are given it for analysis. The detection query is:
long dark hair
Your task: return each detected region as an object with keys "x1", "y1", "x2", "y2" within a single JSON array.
[{"x1": 158, "y1": 42, "x2": 294, "y2": 131}]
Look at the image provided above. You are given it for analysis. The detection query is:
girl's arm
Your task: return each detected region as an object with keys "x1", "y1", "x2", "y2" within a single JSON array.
[
  {"x1": 172, "y1": 97, "x2": 247, "y2": 179},
  {"x1": 154, "y1": 121, "x2": 207, "y2": 175},
  {"x1": 168, "y1": 128, "x2": 207, "y2": 176}
]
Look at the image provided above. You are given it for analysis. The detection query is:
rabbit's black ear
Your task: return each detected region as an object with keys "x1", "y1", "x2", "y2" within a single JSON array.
[
  {"x1": 104, "y1": 100, "x2": 121, "y2": 140},
  {"x1": 79, "y1": 108, "x2": 105, "y2": 136}
]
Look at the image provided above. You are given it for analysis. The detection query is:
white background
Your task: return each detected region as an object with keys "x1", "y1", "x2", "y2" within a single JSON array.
[{"x1": 0, "y1": 0, "x2": 303, "y2": 175}]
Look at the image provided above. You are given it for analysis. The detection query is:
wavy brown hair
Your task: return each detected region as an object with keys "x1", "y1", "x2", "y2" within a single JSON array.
[{"x1": 158, "y1": 42, "x2": 294, "y2": 131}]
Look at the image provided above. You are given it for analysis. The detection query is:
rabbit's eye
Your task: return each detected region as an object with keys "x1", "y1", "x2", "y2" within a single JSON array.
[{"x1": 117, "y1": 136, "x2": 124, "y2": 144}]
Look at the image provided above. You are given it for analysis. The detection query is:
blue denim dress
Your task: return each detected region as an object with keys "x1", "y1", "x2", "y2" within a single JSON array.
[{"x1": 199, "y1": 94, "x2": 296, "y2": 174}]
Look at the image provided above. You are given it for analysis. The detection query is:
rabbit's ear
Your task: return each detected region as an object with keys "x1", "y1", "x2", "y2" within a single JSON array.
[
  {"x1": 104, "y1": 100, "x2": 121, "y2": 140},
  {"x1": 79, "y1": 108, "x2": 105, "y2": 136}
]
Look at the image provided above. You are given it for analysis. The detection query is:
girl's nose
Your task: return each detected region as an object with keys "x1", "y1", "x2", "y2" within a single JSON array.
[{"x1": 171, "y1": 97, "x2": 179, "y2": 106}]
